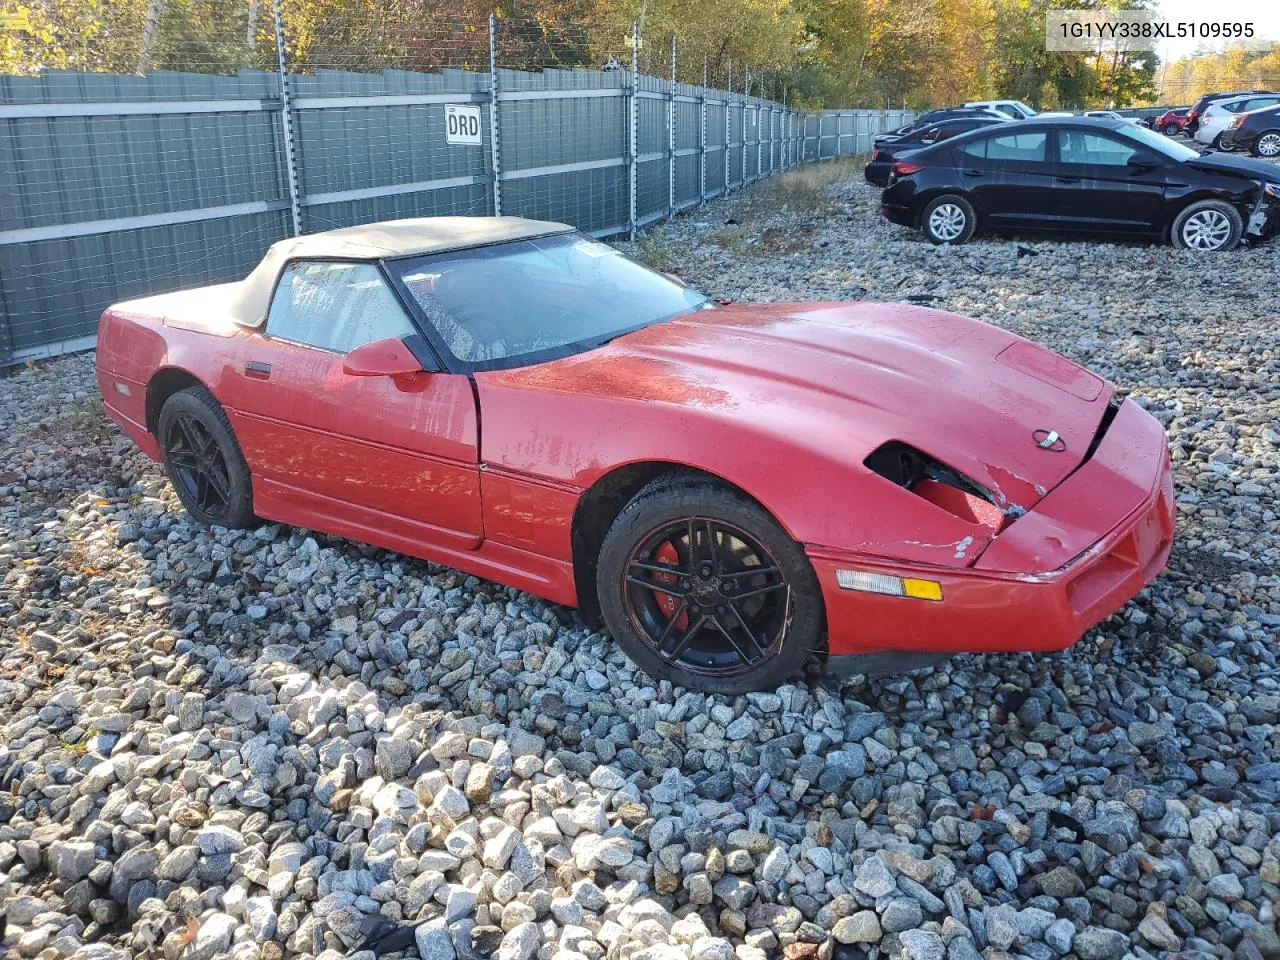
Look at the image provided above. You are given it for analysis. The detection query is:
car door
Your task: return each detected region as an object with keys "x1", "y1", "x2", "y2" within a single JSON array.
[
  {"x1": 957, "y1": 129, "x2": 1058, "y2": 227},
  {"x1": 222, "y1": 259, "x2": 484, "y2": 549},
  {"x1": 1051, "y1": 129, "x2": 1167, "y2": 235}
]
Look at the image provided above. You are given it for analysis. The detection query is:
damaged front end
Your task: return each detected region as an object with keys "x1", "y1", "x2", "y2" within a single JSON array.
[
  {"x1": 812, "y1": 396, "x2": 1175, "y2": 660},
  {"x1": 1245, "y1": 181, "x2": 1280, "y2": 241}
]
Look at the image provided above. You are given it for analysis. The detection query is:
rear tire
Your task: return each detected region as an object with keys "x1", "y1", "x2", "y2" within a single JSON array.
[
  {"x1": 158, "y1": 386, "x2": 256, "y2": 528},
  {"x1": 1252, "y1": 130, "x2": 1280, "y2": 157},
  {"x1": 1170, "y1": 200, "x2": 1242, "y2": 252},
  {"x1": 921, "y1": 194, "x2": 976, "y2": 245},
  {"x1": 1211, "y1": 133, "x2": 1236, "y2": 152},
  {"x1": 1161, "y1": 123, "x2": 1180, "y2": 136},
  {"x1": 596, "y1": 477, "x2": 824, "y2": 695}
]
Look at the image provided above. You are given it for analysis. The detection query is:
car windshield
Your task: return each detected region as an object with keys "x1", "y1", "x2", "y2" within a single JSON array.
[
  {"x1": 1118, "y1": 123, "x2": 1201, "y2": 161},
  {"x1": 390, "y1": 233, "x2": 711, "y2": 369}
]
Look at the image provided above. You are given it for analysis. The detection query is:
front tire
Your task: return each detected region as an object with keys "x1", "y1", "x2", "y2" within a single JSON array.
[
  {"x1": 921, "y1": 195, "x2": 976, "y2": 245},
  {"x1": 1161, "y1": 123, "x2": 1180, "y2": 136},
  {"x1": 158, "y1": 386, "x2": 256, "y2": 528},
  {"x1": 1171, "y1": 200, "x2": 1242, "y2": 252},
  {"x1": 1252, "y1": 130, "x2": 1280, "y2": 157},
  {"x1": 596, "y1": 477, "x2": 824, "y2": 695}
]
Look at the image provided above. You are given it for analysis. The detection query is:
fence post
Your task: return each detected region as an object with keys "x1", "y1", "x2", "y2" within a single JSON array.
[
  {"x1": 627, "y1": 20, "x2": 639, "y2": 241},
  {"x1": 747, "y1": 101, "x2": 757, "y2": 181},
  {"x1": 271, "y1": 0, "x2": 303, "y2": 236},
  {"x1": 699, "y1": 54, "x2": 707, "y2": 205},
  {"x1": 783, "y1": 92, "x2": 789, "y2": 169},
  {"x1": 741, "y1": 71, "x2": 748, "y2": 187},
  {"x1": 724, "y1": 62, "x2": 732, "y2": 194},
  {"x1": 488, "y1": 13, "x2": 502, "y2": 217},
  {"x1": 668, "y1": 36, "x2": 676, "y2": 220}
]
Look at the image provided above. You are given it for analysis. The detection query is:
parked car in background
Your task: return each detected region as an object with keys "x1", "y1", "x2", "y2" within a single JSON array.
[
  {"x1": 865, "y1": 116, "x2": 1010, "y2": 186},
  {"x1": 1082, "y1": 110, "x2": 1140, "y2": 123},
  {"x1": 1194, "y1": 93, "x2": 1280, "y2": 150},
  {"x1": 1222, "y1": 104, "x2": 1280, "y2": 157},
  {"x1": 95, "y1": 215, "x2": 1177, "y2": 692},
  {"x1": 1155, "y1": 108, "x2": 1190, "y2": 135},
  {"x1": 878, "y1": 117, "x2": 1280, "y2": 251},
  {"x1": 873, "y1": 107, "x2": 1005, "y2": 143},
  {"x1": 964, "y1": 99, "x2": 1037, "y2": 119},
  {"x1": 1185, "y1": 90, "x2": 1275, "y2": 136}
]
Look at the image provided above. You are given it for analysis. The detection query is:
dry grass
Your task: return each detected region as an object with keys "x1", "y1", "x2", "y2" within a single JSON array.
[{"x1": 767, "y1": 156, "x2": 859, "y2": 210}]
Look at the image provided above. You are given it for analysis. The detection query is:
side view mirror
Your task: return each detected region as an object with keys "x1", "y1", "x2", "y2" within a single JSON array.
[
  {"x1": 1127, "y1": 152, "x2": 1160, "y2": 169},
  {"x1": 663, "y1": 271, "x2": 688, "y2": 287},
  {"x1": 343, "y1": 337, "x2": 424, "y2": 378}
]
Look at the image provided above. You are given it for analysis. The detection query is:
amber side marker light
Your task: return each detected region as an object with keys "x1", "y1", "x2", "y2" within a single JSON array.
[{"x1": 835, "y1": 569, "x2": 943, "y2": 601}]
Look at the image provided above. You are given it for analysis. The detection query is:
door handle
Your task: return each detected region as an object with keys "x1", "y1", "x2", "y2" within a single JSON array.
[
  {"x1": 963, "y1": 168, "x2": 985, "y2": 177},
  {"x1": 1056, "y1": 176, "x2": 1081, "y2": 184},
  {"x1": 245, "y1": 361, "x2": 272, "y2": 380}
]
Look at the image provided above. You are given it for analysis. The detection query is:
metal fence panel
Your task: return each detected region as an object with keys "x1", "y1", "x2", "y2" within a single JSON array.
[
  {"x1": 0, "y1": 70, "x2": 290, "y2": 359},
  {"x1": 1, "y1": 58, "x2": 909, "y2": 364}
]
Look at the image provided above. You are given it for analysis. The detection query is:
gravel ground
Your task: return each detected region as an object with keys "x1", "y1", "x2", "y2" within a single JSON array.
[{"x1": 2, "y1": 164, "x2": 1279, "y2": 960}]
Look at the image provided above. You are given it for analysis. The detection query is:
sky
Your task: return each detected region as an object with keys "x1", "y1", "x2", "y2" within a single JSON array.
[{"x1": 1152, "y1": 0, "x2": 1280, "y2": 62}]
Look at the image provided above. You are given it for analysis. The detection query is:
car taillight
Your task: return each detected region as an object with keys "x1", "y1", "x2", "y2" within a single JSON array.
[
  {"x1": 873, "y1": 149, "x2": 885, "y2": 161},
  {"x1": 1229, "y1": 115, "x2": 1243, "y2": 128},
  {"x1": 1188, "y1": 110, "x2": 1199, "y2": 121},
  {"x1": 892, "y1": 160, "x2": 922, "y2": 177}
]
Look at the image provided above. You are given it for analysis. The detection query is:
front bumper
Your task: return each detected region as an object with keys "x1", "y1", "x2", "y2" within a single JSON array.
[{"x1": 810, "y1": 399, "x2": 1175, "y2": 657}]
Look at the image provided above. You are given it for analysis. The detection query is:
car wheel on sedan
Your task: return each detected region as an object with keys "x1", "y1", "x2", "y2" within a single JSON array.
[
  {"x1": 596, "y1": 477, "x2": 824, "y2": 694},
  {"x1": 1254, "y1": 130, "x2": 1280, "y2": 157},
  {"x1": 1171, "y1": 200, "x2": 1243, "y2": 252},
  {"x1": 1211, "y1": 133, "x2": 1236, "y2": 152},
  {"x1": 1161, "y1": 123, "x2": 1180, "y2": 135},
  {"x1": 158, "y1": 385, "x2": 257, "y2": 528},
  {"x1": 921, "y1": 195, "x2": 976, "y2": 245}
]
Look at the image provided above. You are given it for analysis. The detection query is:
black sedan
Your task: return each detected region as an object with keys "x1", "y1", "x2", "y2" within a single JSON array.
[
  {"x1": 865, "y1": 116, "x2": 1009, "y2": 187},
  {"x1": 1222, "y1": 104, "x2": 1280, "y2": 158},
  {"x1": 873, "y1": 107, "x2": 1005, "y2": 143},
  {"x1": 879, "y1": 118, "x2": 1280, "y2": 251}
]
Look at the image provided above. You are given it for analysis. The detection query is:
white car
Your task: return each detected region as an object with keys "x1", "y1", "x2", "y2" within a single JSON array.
[
  {"x1": 963, "y1": 99, "x2": 1037, "y2": 120},
  {"x1": 1082, "y1": 110, "x2": 1142, "y2": 124},
  {"x1": 1195, "y1": 93, "x2": 1280, "y2": 149}
]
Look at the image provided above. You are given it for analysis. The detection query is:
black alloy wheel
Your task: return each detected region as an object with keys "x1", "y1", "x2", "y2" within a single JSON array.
[
  {"x1": 157, "y1": 385, "x2": 257, "y2": 528},
  {"x1": 165, "y1": 414, "x2": 233, "y2": 520},
  {"x1": 622, "y1": 516, "x2": 790, "y2": 678},
  {"x1": 597, "y1": 477, "x2": 824, "y2": 694}
]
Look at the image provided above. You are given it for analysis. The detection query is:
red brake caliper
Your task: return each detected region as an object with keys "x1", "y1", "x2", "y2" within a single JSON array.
[{"x1": 654, "y1": 541, "x2": 689, "y2": 631}]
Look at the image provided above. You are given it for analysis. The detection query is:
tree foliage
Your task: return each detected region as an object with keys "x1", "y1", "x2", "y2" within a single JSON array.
[{"x1": 1, "y1": 0, "x2": 1268, "y2": 109}]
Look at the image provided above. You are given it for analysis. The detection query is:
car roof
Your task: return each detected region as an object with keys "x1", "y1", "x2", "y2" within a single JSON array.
[
  {"x1": 228, "y1": 216, "x2": 573, "y2": 325},
  {"x1": 904, "y1": 115, "x2": 1131, "y2": 157}
]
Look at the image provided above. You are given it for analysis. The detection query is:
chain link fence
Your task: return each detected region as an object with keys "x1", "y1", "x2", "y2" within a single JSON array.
[{"x1": 0, "y1": 3, "x2": 912, "y2": 366}]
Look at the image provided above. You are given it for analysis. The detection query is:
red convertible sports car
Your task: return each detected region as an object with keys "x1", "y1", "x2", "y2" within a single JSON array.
[{"x1": 97, "y1": 217, "x2": 1175, "y2": 693}]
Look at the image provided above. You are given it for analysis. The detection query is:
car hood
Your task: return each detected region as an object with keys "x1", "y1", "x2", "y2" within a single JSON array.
[
  {"x1": 1184, "y1": 153, "x2": 1280, "y2": 183},
  {"x1": 491, "y1": 302, "x2": 1113, "y2": 515}
]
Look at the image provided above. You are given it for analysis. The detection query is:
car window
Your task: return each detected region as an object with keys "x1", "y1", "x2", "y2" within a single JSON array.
[
  {"x1": 1058, "y1": 131, "x2": 1139, "y2": 166},
  {"x1": 959, "y1": 137, "x2": 987, "y2": 161},
  {"x1": 1244, "y1": 97, "x2": 1280, "y2": 111},
  {"x1": 391, "y1": 234, "x2": 709, "y2": 368},
  {"x1": 985, "y1": 132, "x2": 1047, "y2": 162},
  {"x1": 267, "y1": 261, "x2": 416, "y2": 354},
  {"x1": 918, "y1": 125, "x2": 943, "y2": 143}
]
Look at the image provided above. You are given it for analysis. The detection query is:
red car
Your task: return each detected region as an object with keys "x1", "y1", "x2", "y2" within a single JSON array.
[
  {"x1": 96, "y1": 217, "x2": 1175, "y2": 693},
  {"x1": 1155, "y1": 107, "x2": 1190, "y2": 136}
]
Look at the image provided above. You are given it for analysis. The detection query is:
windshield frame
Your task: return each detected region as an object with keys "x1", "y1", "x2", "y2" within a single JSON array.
[{"x1": 382, "y1": 232, "x2": 711, "y2": 375}]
